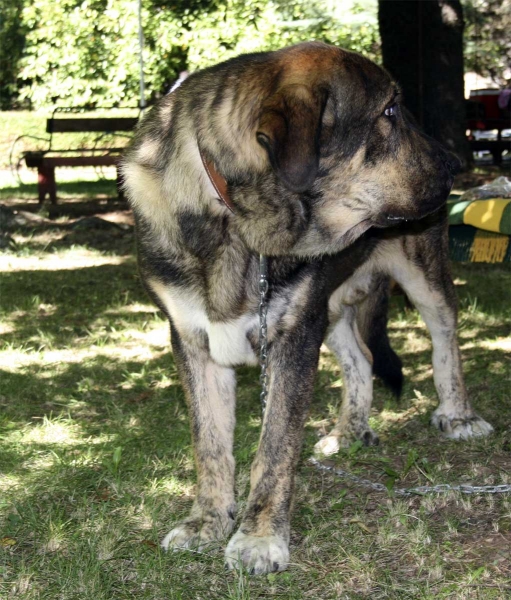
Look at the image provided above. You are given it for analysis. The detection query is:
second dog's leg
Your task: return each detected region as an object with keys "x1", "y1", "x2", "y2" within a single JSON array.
[
  {"x1": 393, "y1": 254, "x2": 494, "y2": 439},
  {"x1": 162, "y1": 325, "x2": 237, "y2": 551},
  {"x1": 314, "y1": 305, "x2": 378, "y2": 456}
]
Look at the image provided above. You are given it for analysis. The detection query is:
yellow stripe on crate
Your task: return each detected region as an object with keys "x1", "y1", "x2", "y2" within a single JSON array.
[
  {"x1": 469, "y1": 230, "x2": 509, "y2": 263},
  {"x1": 463, "y1": 199, "x2": 511, "y2": 233}
]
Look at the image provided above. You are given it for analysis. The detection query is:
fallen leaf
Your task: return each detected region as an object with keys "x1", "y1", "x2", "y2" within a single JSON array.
[{"x1": 349, "y1": 519, "x2": 373, "y2": 533}]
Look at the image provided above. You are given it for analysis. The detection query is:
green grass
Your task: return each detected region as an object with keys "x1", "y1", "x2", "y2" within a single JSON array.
[{"x1": 1, "y1": 193, "x2": 510, "y2": 598}]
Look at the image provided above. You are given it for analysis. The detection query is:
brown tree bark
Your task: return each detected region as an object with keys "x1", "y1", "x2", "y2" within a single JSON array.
[{"x1": 378, "y1": 0, "x2": 471, "y2": 167}]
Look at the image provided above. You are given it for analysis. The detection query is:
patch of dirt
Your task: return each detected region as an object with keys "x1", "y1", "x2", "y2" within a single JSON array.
[{"x1": 1, "y1": 199, "x2": 134, "y2": 253}]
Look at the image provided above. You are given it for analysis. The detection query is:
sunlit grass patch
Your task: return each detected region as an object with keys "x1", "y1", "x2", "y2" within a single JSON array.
[
  {"x1": 20, "y1": 415, "x2": 83, "y2": 447},
  {"x1": 0, "y1": 246, "x2": 132, "y2": 272}
]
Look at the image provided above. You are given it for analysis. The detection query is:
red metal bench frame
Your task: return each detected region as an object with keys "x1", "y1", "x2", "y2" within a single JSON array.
[{"x1": 23, "y1": 108, "x2": 139, "y2": 204}]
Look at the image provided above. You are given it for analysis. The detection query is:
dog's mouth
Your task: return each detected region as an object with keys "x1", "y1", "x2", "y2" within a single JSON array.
[
  {"x1": 371, "y1": 201, "x2": 444, "y2": 229},
  {"x1": 371, "y1": 213, "x2": 411, "y2": 228},
  {"x1": 336, "y1": 218, "x2": 373, "y2": 250},
  {"x1": 335, "y1": 199, "x2": 444, "y2": 250}
]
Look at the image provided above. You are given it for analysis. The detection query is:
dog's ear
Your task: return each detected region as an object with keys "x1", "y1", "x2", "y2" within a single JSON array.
[{"x1": 257, "y1": 84, "x2": 327, "y2": 193}]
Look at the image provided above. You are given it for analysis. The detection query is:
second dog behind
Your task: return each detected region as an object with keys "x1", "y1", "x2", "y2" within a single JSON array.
[{"x1": 313, "y1": 209, "x2": 494, "y2": 457}]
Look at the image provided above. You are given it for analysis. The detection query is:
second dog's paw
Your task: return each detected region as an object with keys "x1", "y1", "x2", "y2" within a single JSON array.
[
  {"x1": 314, "y1": 434, "x2": 342, "y2": 457},
  {"x1": 161, "y1": 514, "x2": 234, "y2": 552},
  {"x1": 360, "y1": 428, "x2": 380, "y2": 447},
  {"x1": 431, "y1": 411, "x2": 494, "y2": 440},
  {"x1": 224, "y1": 531, "x2": 289, "y2": 574},
  {"x1": 314, "y1": 427, "x2": 379, "y2": 456}
]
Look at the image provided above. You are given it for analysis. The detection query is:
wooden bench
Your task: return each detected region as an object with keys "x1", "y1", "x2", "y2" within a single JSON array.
[
  {"x1": 466, "y1": 118, "x2": 510, "y2": 166},
  {"x1": 23, "y1": 112, "x2": 139, "y2": 203},
  {"x1": 466, "y1": 94, "x2": 510, "y2": 165}
]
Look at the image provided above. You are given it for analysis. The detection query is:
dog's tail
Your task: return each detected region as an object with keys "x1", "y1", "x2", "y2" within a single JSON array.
[{"x1": 357, "y1": 275, "x2": 403, "y2": 397}]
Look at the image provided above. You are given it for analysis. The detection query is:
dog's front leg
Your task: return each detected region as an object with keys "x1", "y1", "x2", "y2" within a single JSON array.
[
  {"x1": 225, "y1": 313, "x2": 326, "y2": 574},
  {"x1": 162, "y1": 325, "x2": 237, "y2": 551}
]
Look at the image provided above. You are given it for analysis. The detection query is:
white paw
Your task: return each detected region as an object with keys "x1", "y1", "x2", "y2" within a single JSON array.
[
  {"x1": 314, "y1": 427, "x2": 379, "y2": 456},
  {"x1": 431, "y1": 411, "x2": 494, "y2": 440},
  {"x1": 162, "y1": 524, "x2": 196, "y2": 551},
  {"x1": 224, "y1": 531, "x2": 289, "y2": 574},
  {"x1": 161, "y1": 516, "x2": 234, "y2": 552},
  {"x1": 314, "y1": 434, "x2": 342, "y2": 457}
]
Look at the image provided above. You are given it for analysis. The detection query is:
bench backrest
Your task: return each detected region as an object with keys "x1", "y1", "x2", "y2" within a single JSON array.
[{"x1": 47, "y1": 117, "x2": 139, "y2": 134}]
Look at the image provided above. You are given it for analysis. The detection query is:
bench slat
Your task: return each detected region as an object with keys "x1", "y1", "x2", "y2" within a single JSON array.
[
  {"x1": 25, "y1": 155, "x2": 121, "y2": 168},
  {"x1": 47, "y1": 117, "x2": 138, "y2": 133}
]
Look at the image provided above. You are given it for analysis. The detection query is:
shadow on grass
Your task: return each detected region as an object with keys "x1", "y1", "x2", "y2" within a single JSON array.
[
  {"x1": 0, "y1": 352, "x2": 189, "y2": 472},
  {"x1": 0, "y1": 349, "x2": 264, "y2": 558},
  {"x1": 0, "y1": 262, "x2": 145, "y2": 349},
  {"x1": 1, "y1": 260, "x2": 510, "y2": 444},
  {"x1": 1, "y1": 262, "x2": 509, "y2": 597},
  {"x1": 10, "y1": 227, "x2": 135, "y2": 254},
  {"x1": 2, "y1": 312, "x2": 509, "y2": 471}
]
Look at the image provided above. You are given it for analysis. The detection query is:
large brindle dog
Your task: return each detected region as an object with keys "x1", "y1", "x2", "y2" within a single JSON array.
[{"x1": 122, "y1": 42, "x2": 493, "y2": 574}]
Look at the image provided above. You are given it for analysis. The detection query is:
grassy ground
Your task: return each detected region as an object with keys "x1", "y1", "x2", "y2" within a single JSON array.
[{"x1": 1, "y1": 188, "x2": 510, "y2": 598}]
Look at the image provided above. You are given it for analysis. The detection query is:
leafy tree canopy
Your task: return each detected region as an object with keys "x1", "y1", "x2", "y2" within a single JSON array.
[
  {"x1": 11, "y1": 0, "x2": 380, "y2": 109},
  {"x1": 463, "y1": 0, "x2": 511, "y2": 85},
  {"x1": 2, "y1": 0, "x2": 508, "y2": 109}
]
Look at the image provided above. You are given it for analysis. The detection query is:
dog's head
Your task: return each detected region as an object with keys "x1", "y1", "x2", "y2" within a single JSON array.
[{"x1": 253, "y1": 42, "x2": 458, "y2": 242}]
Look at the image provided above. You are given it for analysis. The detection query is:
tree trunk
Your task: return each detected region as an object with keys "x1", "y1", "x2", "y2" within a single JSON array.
[{"x1": 378, "y1": 0, "x2": 471, "y2": 167}]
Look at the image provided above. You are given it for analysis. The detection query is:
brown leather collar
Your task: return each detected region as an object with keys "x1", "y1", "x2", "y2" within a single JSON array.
[{"x1": 199, "y1": 147, "x2": 235, "y2": 213}]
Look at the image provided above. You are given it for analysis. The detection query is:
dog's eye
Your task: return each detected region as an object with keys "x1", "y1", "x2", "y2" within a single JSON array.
[{"x1": 384, "y1": 104, "x2": 397, "y2": 118}]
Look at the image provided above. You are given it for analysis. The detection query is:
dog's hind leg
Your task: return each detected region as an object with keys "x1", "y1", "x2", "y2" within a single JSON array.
[
  {"x1": 390, "y1": 246, "x2": 494, "y2": 439},
  {"x1": 161, "y1": 325, "x2": 237, "y2": 552},
  {"x1": 357, "y1": 275, "x2": 403, "y2": 397},
  {"x1": 314, "y1": 305, "x2": 379, "y2": 456}
]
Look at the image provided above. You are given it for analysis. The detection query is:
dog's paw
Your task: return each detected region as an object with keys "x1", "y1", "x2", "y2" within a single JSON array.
[
  {"x1": 431, "y1": 411, "x2": 494, "y2": 440},
  {"x1": 314, "y1": 427, "x2": 379, "y2": 456},
  {"x1": 161, "y1": 515, "x2": 234, "y2": 552},
  {"x1": 360, "y1": 428, "x2": 380, "y2": 447},
  {"x1": 224, "y1": 531, "x2": 289, "y2": 574},
  {"x1": 314, "y1": 433, "x2": 342, "y2": 456}
]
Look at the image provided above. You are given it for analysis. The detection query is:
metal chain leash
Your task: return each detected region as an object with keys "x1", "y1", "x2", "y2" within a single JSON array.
[
  {"x1": 258, "y1": 255, "x2": 270, "y2": 415},
  {"x1": 308, "y1": 457, "x2": 511, "y2": 496},
  {"x1": 257, "y1": 258, "x2": 511, "y2": 496}
]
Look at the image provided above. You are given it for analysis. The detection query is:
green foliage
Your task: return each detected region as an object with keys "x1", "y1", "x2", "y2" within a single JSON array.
[
  {"x1": 14, "y1": 0, "x2": 380, "y2": 109},
  {"x1": 19, "y1": 0, "x2": 159, "y2": 108},
  {"x1": 463, "y1": 0, "x2": 511, "y2": 84},
  {"x1": 3, "y1": 0, "x2": 510, "y2": 109},
  {"x1": 0, "y1": 0, "x2": 27, "y2": 109}
]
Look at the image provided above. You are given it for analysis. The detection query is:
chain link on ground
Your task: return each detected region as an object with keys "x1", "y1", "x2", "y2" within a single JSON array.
[{"x1": 309, "y1": 457, "x2": 511, "y2": 496}]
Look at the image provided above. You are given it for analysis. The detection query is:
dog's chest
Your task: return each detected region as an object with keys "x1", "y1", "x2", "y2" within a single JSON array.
[
  {"x1": 150, "y1": 279, "x2": 260, "y2": 367},
  {"x1": 150, "y1": 269, "x2": 314, "y2": 368},
  {"x1": 204, "y1": 312, "x2": 260, "y2": 367}
]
